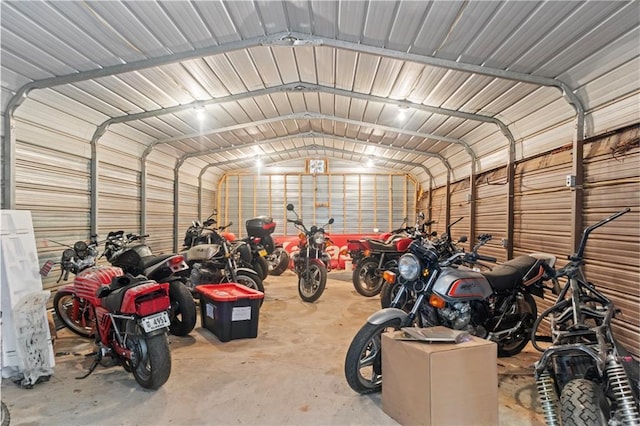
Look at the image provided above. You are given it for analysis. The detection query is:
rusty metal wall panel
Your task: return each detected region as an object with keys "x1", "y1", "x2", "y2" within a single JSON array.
[
  {"x1": 475, "y1": 167, "x2": 509, "y2": 262},
  {"x1": 513, "y1": 148, "x2": 573, "y2": 258},
  {"x1": 583, "y1": 126, "x2": 640, "y2": 353},
  {"x1": 430, "y1": 186, "x2": 448, "y2": 236},
  {"x1": 449, "y1": 179, "x2": 471, "y2": 247}
]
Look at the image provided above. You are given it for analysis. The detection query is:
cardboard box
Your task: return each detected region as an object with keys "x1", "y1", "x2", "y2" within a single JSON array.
[
  {"x1": 196, "y1": 283, "x2": 264, "y2": 342},
  {"x1": 381, "y1": 327, "x2": 498, "y2": 426}
]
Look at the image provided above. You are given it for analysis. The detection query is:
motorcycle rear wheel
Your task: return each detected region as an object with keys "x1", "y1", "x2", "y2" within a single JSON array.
[
  {"x1": 344, "y1": 318, "x2": 402, "y2": 394},
  {"x1": 560, "y1": 379, "x2": 609, "y2": 426},
  {"x1": 352, "y1": 258, "x2": 383, "y2": 297},
  {"x1": 129, "y1": 332, "x2": 171, "y2": 390},
  {"x1": 53, "y1": 291, "x2": 95, "y2": 338},
  {"x1": 268, "y1": 248, "x2": 290, "y2": 276},
  {"x1": 298, "y1": 260, "x2": 326, "y2": 303},
  {"x1": 253, "y1": 255, "x2": 270, "y2": 281},
  {"x1": 168, "y1": 281, "x2": 197, "y2": 336},
  {"x1": 497, "y1": 292, "x2": 537, "y2": 357}
]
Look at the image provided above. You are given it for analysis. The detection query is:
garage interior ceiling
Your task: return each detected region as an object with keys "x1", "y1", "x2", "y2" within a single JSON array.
[{"x1": 2, "y1": 1, "x2": 639, "y2": 209}]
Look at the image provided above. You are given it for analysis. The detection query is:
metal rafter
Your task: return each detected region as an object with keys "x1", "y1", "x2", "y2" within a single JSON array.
[{"x1": 3, "y1": 30, "x2": 582, "y2": 210}]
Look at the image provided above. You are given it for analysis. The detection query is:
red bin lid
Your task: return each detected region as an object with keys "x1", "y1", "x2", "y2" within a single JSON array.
[{"x1": 196, "y1": 283, "x2": 264, "y2": 301}]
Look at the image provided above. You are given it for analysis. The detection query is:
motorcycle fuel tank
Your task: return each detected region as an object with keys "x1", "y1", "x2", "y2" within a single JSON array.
[
  {"x1": 432, "y1": 268, "x2": 493, "y2": 302},
  {"x1": 186, "y1": 244, "x2": 221, "y2": 261}
]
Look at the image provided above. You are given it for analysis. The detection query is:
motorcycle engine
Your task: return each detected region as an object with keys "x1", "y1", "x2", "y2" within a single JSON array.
[
  {"x1": 189, "y1": 263, "x2": 223, "y2": 287},
  {"x1": 437, "y1": 300, "x2": 489, "y2": 338}
]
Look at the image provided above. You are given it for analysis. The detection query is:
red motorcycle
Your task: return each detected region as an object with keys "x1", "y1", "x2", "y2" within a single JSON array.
[
  {"x1": 42, "y1": 238, "x2": 172, "y2": 389},
  {"x1": 347, "y1": 213, "x2": 432, "y2": 297}
]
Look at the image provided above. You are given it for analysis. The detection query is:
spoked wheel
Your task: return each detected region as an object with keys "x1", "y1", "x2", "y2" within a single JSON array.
[
  {"x1": 352, "y1": 258, "x2": 383, "y2": 297},
  {"x1": 268, "y1": 248, "x2": 290, "y2": 276},
  {"x1": 53, "y1": 291, "x2": 95, "y2": 338},
  {"x1": 298, "y1": 260, "x2": 327, "y2": 303},
  {"x1": 168, "y1": 280, "x2": 197, "y2": 336},
  {"x1": 497, "y1": 292, "x2": 537, "y2": 357},
  {"x1": 126, "y1": 326, "x2": 171, "y2": 390},
  {"x1": 379, "y1": 280, "x2": 414, "y2": 310},
  {"x1": 560, "y1": 379, "x2": 609, "y2": 426},
  {"x1": 344, "y1": 318, "x2": 402, "y2": 394},
  {"x1": 234, "y1": 270, "x2": 265, "y2": 307}
]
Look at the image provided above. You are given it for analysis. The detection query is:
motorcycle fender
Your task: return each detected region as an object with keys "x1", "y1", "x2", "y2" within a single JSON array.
[
  {"x1": 120, "y1": 282, "x2": 170, "y2": 315},
  {"x1": 366, "y1": 308, "x2": 408, "y2": 326},
  {"x1": 534, "y1": 343, "x2": 604, "y2": 379},
  {"x1": 236, "y1": 267, "x2": 259, "y2": 276}
]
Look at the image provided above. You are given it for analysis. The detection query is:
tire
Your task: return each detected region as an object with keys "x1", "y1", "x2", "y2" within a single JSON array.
[
  {"x1": 497, "y1": 292, "x2": 537, "y2": 357},
  {"x1": 235, "y1": 270, "x2": 265, "y2": 307},
  {"x1": 168, "y1": 281, "x2": 197, "y2": 336},
  {"x1": 344, "y1": 318, "x2": 403, "y2": 394},
  {"x1": 268, "y1": 248, "x2": 290, "y2": 276},
  {"x1": 53, "y1": 290, "x2": 95, "y2": 338},
  {"x1": 1, "y1": 401, "x2": 10, "y2": 426},
  {"x1": 560, "y1": 379, "x2": 609, "y2": 426},
  {"x1": 352, "y1": 258, "x2": 384, "y2": 297},
  {"x1": 380, "y1": 280, "x2": 412, "y2": 310},
  {"x1": 130, "y1": 333, "x2": 172, "y2": 390},
  {"x1": 298, "y1": 259, "x2": 327, "y2": 303},
  {"x1": 253, "y1": 255, "x2": 270, "y2": 281}
]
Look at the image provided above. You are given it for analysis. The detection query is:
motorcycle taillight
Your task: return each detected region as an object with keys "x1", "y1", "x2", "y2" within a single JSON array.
[{"x1": 169, "y1": 255, "x2": 185, "y2": 265}]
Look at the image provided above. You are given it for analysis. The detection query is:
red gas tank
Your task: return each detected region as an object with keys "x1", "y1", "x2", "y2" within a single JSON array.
[{"x1": 74, "y1": 266, "x2": 123, "y2": 306}]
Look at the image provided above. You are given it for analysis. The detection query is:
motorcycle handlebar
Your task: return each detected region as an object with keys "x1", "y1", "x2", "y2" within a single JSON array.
[{"x1": 476, "y1": 254, "x2": 497, "y2": 263}]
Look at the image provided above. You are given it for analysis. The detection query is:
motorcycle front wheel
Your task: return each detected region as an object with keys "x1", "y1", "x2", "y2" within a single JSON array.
[
  {"x1": 268, "y1": 248, "x2": 290, "y2": 276},
  {"x1": 344, "y1": 318, "x2": 402, "y2": 394},
  {"x1": 352, "y1": 258, "x2": 383, "y2": 297},
  {"x1": 168, "y1": 280, "x2": 197, "y2": 336},
  {"x1": 53, "y1": 291, "x2": 95, "y2": 338},
  {"x1": 128, "y1": 331, "x2": 171, "y2": 390},
  {"x1": 560, "y1": 379, "x2": 609, "y2": 426},
  {"x1": 298, "y1": 259, "x2": 327, "y2": 303},
  {"x1": 379, "y1": 281, "x2": 413, "y2": 311},
  {"x1": 234, "y1": 270, "x2": 265, "y2": 307}
]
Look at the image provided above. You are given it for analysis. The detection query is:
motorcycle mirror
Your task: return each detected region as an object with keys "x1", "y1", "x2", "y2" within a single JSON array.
[
  {"x1": 328, "y1": 218, "x2": 334, "y2": 225},
  {"x1": 458, "y1": 236, "x2": 468, "y2": 243},
  {"x1": 286, "y1": 204, "x2": 294, "y2": 211}
]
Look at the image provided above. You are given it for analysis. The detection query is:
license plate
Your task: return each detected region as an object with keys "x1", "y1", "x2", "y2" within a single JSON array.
[
  {"x1": 141, "y1": 311, "x2": 170, "y2": 333},
  {"x1": 258, "y1": 249, "x2": 267, "y2": 257}
]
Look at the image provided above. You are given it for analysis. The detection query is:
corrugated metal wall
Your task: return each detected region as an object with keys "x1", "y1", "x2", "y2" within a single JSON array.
[
  {"x1": 474, "y1": 167, "x2": 509, "y2": 262},
  {"x1": 449, "y1": 179, "x2": 471, "y2": 250},
  {"x1": 218, "y1": 173, "x2": 416, "y2": 237},
  {"x1": 513, "y1": 148, "x2": 573, "y2": 258},
  {"x1": 430, "y1": 186, "x2": 448, "y2": 236},
  {"x1": 582, "y1": 126, "x2": 639, "y2": 352}
]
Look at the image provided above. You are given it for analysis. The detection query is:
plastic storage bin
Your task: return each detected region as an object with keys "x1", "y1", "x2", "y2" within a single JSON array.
[{"x1": 196, "y1": 284, "x2": 264, "y2": 342}]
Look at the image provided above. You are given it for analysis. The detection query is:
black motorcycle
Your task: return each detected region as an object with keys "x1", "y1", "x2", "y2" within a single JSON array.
[
  {"x1": 532, "y1": 208, "x2": 639, "y2": 426},
  {"x1": 103, "y1": 231, "x2": 197, "y2": 336},
  {"x1": 181, "y1": 219, "x2": 265, "y2": 299},
  {"x1": 344, "y1": 231, "x2": 556, "y2": 394},
  {"x1": 286, "y1": 204, "x2": 334, "y2": 303},
  {"x1": 243, "y1": 216, "x2": 290, "y2": 277}
]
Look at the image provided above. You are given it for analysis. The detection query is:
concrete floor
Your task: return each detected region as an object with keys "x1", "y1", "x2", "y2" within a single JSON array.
[{"x1": 2, "y1": 270, "x2": 546, "y2": 425}]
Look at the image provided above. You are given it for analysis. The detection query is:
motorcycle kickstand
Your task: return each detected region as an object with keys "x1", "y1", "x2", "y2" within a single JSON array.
[{"x1": 76, "y1": 351, "x2": 101, "y2": 380}]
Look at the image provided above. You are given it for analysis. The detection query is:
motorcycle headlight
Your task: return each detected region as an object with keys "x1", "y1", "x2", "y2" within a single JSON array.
[
  {"x1": 313, "y1": 231, "x2": 325, "y2": 245},
  {"x1": 398, "y1": 254, "x2": 420, "y2": 281}
]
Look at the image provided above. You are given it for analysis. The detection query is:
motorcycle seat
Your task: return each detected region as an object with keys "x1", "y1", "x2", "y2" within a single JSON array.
[
  {"x1": 481, "y1": 255, "x2": 538, "y2": 291},
  {"x1": 139, "y1": 254, "x2": 175, "y2": 270},
  {"x1": 367, "y1": 239, "x2": 403, "y2": 252}
]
